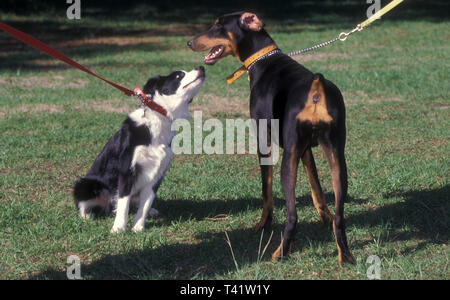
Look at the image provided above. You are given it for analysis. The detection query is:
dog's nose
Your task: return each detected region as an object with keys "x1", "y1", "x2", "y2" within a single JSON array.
[
  {"x1": 195, "y1": 66, "x2": 205, "y2": 77},
  {"x1": 187, "y1": 39, "x2": 193, "y2": 48}
]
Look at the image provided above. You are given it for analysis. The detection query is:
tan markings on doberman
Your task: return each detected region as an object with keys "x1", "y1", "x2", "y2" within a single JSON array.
[
  {"x1": 272, "y1": 144, "x2": 299, "y2": 261},
  {"x1": 328, "y1": 150, "x2": 347, "y2": 266},
  {"x1": 240, "y1": 12, "x2": 264, "y2": 31},
  {"x1": 321, "y1": 145, "x2": 355, "y2": 266},
  {"x1": 226, "y1": 32, "x2": 239, "y2": 58},
  {"x1": 297, "y1": 78, "x2": 333, "y2": 124},
  {"x1": 302, "y1": 148, "x2": 333, "y2": 224},
  {"x1": 272, "y1": 236, "x2": 293, "y2": 262},
  {"x1": 191, "y1": 32, "x2": 239, "y2": 58},
  {"x1": 271, "y1": 243, "x2": 282, "y2": 262},
  {"x1": 254, "y1": 164, "x2": 273, "y2": 232}
]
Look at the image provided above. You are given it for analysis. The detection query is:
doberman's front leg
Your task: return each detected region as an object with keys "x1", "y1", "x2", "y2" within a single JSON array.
[
  {"x1": 254, "y1": 121, "x2": 274, "y2": 232},
  {"x1": 254, "y1": 159, "x2": 274, "y2": 232},
  {"x1": 272, "y1": 144, "x2": 303, "y2": 261}
]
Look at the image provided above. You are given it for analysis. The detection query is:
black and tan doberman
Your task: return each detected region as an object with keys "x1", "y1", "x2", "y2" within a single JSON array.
[{"x1": 188, "y1": 11, "x2": 355, "y2": 265}]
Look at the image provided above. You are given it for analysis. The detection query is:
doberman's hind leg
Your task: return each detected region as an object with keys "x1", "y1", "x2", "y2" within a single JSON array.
[
  {"x1": 301, "y1": 147, "x2": 333, "y2": 225},
  {"x1": 320, "y1": 137, "x2": 355, "y2": 266},
  {"x1": 272, "y1": 142, "x2": 306, "y2": 261}
]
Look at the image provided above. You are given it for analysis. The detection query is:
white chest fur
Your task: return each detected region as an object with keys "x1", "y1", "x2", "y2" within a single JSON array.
[
  {"x1": 131, "y1": 143, "x2": 173, "y2": 192},
  {"x1": 129, "y1": 107, "x2": 178, "y2": 192}
]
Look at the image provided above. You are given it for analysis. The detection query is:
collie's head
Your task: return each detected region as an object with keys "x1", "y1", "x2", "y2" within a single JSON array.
[{"x1": 142, "y1": 67, "x2": 205, "y2": 120}]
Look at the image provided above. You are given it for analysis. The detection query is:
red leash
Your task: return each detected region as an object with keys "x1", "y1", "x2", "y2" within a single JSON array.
[{"x1": 0, "y1": 21, "x2": 167, "y2": 117}]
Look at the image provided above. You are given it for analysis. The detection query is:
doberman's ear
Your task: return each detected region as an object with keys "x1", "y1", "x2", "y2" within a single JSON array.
[{"x1": 240, "y1": 12, "x2": 264, "y2": 31}]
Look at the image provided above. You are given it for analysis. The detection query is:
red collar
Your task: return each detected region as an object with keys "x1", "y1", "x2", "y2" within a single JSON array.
[{"x1": 134, "y1": 88, "x2": 168, "y2": 117}]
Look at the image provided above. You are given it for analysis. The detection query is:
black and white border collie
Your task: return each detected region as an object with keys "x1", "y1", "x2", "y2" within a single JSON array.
[{"x1": 73, "y1": 67, "x2": 205, "y2": 233}]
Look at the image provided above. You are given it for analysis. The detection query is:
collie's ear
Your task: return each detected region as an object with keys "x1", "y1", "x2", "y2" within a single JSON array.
[
  {"x1": 240, "y1": 12, "x2": 264, "y2": 31},
  {"x1": 142, "y1": 76, "x2": 161, "y2": 96}
]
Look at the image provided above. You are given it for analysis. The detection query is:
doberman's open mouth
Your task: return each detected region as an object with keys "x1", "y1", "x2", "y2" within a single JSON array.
[{"x1": 204, "y1": 45, "x2": 224, "y2": 65}]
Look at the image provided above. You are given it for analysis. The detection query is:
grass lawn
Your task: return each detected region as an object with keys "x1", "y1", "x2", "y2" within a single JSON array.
[{"x1": 0, "y1": 1, "x2": 449, "y2": 279}]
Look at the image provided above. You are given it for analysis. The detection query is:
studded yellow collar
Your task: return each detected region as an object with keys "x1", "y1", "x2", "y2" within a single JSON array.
[{"x1": 226, "y1": 44, "x2": 280, "y2": 84}]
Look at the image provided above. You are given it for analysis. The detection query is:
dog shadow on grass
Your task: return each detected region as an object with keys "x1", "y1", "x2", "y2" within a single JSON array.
[{"x1": 29, "y1": 185, "x2": 448, "y2": 279}]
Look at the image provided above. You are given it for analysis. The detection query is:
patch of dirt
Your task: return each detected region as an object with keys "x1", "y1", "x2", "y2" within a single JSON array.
[
  {"x1": 0, "y1": 92, "x2": 249, "y2": 118},
  {"x1": 0, "y1": 30, "x2": 162, "y2": 51},
  {"x1": 143, "y1": 23, "x2": 209, "y2": 37},
  {"x1": 392, "y1": 28, "x2": 411, "y2": 39},
  {"x1": 293, "y1": 52, "x2": 348, "y2": 63},
  {"x1": 75, "y1": 98, "x2": 134, "y2": 114},
  {"x1": 343, "y1": 90, "x2": 406, "y2": 106},
  {"x1": 323, "y1": 64, "x2": 346, "y2": 71},
  {"x1": 0, "y1": 104, "x2": 64, "y2": 117},
  {"x1": 0, "y1": 98, "x2": 134, "y2": 118},
  {"x1": 57, "y1": 36, "x2": 163, "y2": 47},
  {"x1": 190, "y1": 93, "x2": 249, "y2": 118},
  {"x1": 0, "y1": 75, "x2": 88, "y2": 89}
]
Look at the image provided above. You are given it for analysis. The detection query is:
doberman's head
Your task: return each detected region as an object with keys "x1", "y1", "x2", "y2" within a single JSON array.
[{"x1": 187, "y1": 12, "x2": 275, "y2": 65}]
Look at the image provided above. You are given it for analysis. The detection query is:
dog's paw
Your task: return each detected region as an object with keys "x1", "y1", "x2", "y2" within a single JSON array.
[
  {"x1": 148, "y1": 208, "x2": 160, "y2": 218},
  {"x1": 80, "y1": 212, "x2": 90, "y2": 220},
  {"x1": 78, "y1": 204, "x2": 91, "y2": 220},
  {"x1": 131, "y1": 224, "x2": 145, "y2": 233},
  {"x1": 110, "y1": 225, "x2": 126, "y2": 234}
]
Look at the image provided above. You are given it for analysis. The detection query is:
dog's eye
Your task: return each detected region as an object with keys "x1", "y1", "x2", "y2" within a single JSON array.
[{"x1": 175, "y1": 72, "x2": 185, "y2": 80}]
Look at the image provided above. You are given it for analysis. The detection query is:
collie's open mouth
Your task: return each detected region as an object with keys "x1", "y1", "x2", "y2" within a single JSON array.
[{"x1": 204, "y1": 45, "x2": 224, "y2": 65}]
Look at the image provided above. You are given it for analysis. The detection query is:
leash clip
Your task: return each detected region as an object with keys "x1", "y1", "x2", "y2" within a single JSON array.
[
  {"x1": 133, "y1": 87, "x2": 168, "y2": 117},
  {"x1": 339, "y1": 24, "x2": 363, "y2": 42},
  {"x1": 134, "y1": 87, "x2": 152, "y2": 106}
]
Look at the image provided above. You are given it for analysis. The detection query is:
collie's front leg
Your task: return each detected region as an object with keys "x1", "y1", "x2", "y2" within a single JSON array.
[
  {"x1": 111, "y1": 195, "x2": 131, "y2": 233},
  {"x1": 132, "y1": 186, "x2": 155, "y2": 232}
]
